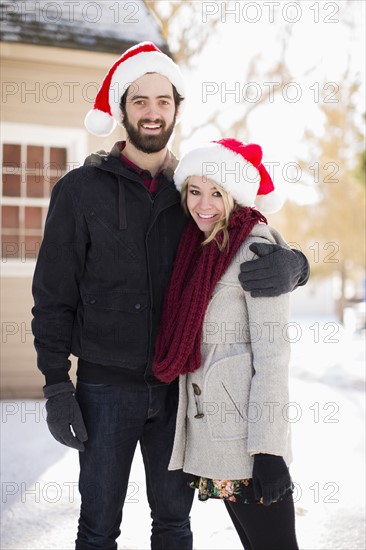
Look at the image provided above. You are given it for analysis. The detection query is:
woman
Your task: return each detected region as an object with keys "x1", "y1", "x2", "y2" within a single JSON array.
[{"x1": 153, "y1": 138, "x2": 299, "y2": 550}]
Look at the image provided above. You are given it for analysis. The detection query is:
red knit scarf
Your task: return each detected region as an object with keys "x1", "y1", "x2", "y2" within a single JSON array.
[{"x1": 153, "y1": 207, "x2": 267, "y2": 383}]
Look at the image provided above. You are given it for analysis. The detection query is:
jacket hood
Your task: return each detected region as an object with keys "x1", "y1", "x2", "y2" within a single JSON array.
[{"x1": 84, "y1": 149, "x2": 109, "y2": 166}]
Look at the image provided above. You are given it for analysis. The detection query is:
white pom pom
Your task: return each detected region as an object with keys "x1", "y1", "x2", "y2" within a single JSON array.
[
  {"x1": 84, "y1": 109, "x2": 117, "y2": 136},
  {"x1": 255, "y1": 190, "x2": 284, "y2": 213}
]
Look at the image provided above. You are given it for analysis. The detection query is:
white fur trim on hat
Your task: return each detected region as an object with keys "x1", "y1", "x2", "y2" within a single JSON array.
[{"x1": 175, "y1": 143, "x2": 261, "y2": 208}]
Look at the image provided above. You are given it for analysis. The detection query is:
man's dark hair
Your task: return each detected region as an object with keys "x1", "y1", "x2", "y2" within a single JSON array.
[{"x1": 119, "y1": 80, "x2": 184, "y2": 117}]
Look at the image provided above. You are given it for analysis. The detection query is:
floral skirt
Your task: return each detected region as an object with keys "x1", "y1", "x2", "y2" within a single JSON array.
[{"x1": 188, "y1": 476, "x2": 293, "y2": 504}]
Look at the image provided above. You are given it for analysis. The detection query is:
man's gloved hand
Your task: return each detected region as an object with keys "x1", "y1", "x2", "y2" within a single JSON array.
[
  {"x1": 239, "y1": 243, "x2": 310, "y2": 298},
  {"x1": 44, "y1": 381, "x2": 88, "y2": 451},
  {"x1": 252, "y1": 453, "x2": 292, "y2": 506}
]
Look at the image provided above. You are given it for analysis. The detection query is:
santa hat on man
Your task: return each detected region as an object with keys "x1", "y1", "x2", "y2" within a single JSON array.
[
  {"x1": 174, "y1": 138, "x2": 283, "y2": 213},
  {"x1": 84, "y1": 41, "x2": 185, "y2": 136}
]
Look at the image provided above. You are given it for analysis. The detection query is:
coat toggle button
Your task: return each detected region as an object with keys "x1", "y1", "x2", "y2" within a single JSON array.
[{"x1": 192, "y1": 383, "x2": 201, "y2": 396}]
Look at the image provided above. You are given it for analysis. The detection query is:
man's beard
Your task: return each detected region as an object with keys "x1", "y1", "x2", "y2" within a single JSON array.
[{"x1": 122, "y1": 112, "x2": 176, "y2": 154}]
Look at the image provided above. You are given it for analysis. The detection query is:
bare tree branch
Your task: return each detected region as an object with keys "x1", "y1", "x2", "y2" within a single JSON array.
[{"x1": 145, "y1": 0, "x2": 222, "y2": 67}]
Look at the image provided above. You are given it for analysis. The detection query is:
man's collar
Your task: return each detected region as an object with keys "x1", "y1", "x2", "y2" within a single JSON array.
[{"x1": 111, "y1": 141, "x2": 178, "y2": 180}]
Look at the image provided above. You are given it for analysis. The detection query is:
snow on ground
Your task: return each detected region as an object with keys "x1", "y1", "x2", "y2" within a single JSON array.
[{"x1": 1, "y1": 318, "x2": 365, "y2": 550}]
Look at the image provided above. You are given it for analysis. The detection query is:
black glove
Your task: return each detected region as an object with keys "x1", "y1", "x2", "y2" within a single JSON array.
[
  {"x1": 44, "y1": 381, "x2": 88, "y2": 452},
  {"x1": 239, "y1": 243, "x2": 310, "y2": 298},
  {"x1": 252, "y1": 453, "x2": 292, "y2": 506}
]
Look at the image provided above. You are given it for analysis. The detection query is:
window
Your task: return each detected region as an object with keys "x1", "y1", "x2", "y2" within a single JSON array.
[
  {"x1": 1, "y1": 123, "x2": 87, "y2": 274},
  {"x1": 2, "y1": 143, "x2": 68, "y2": 259}
]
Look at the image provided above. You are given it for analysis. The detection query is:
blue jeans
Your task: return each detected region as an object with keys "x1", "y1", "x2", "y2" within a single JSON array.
[{"x1": 75, "y1": 380, "x2": 194, "y2": 550}]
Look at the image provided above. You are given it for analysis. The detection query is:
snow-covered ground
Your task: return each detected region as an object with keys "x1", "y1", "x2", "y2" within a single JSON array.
[{"x1": 1, "y1": 318, "x2": 365, "y2": 550}]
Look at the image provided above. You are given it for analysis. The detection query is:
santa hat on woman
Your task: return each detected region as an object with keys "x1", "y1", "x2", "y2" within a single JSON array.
[
  {"x1": 84, "y1": 41, "x2": 185, "y2": 136},
  {"x1": 174, "y1": 138, "x2": 283, "y2": 213}
]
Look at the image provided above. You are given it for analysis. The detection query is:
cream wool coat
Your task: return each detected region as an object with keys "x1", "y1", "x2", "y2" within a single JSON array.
[{"x1": 168, "y1": 223, "x2": 293, "y2": 480}]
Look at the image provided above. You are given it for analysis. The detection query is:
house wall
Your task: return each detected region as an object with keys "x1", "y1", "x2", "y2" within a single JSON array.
[
  {"x1": 2, "y1": 42, "x2": 125, "y2": 152},
  {"x1": 1, "y1": 276, "x2": 80, "y2": 398}
]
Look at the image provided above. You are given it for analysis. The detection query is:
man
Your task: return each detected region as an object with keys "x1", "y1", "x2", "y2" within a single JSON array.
[{"x1": 32, "y1": 42, "x2": 309, "y2": 550}]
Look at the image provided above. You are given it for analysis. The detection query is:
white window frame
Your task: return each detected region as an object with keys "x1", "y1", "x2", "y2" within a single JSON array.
[{"x1": 1, "y1": 122, "x2": 87, "y2": 276}]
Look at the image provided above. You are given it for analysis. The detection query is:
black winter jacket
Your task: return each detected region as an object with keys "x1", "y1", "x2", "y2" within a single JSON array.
[{"x1": 31, "y1": 142, "x2": 187, "y2": 387}]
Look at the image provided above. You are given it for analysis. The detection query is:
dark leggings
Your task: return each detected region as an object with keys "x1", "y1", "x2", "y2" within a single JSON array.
[{"x1": 224, "y1": 494, "x2": 299, "y2": 550}]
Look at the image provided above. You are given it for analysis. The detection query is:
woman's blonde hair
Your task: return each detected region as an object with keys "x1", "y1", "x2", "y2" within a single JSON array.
[{"x1": 180, "y1": 177, "x2": 236, "y2": 251}]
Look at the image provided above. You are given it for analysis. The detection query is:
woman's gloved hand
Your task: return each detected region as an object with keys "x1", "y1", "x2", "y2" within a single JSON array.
[{"x1": 252, "y1": 453, "x2": 293, "y2": 506}]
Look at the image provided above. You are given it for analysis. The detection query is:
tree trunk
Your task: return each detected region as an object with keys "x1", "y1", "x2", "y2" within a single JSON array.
[{"x1": 336, "y1": 262, "x2": 347, "y2": 324}]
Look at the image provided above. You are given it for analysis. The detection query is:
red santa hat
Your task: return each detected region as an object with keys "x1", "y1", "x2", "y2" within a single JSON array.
[
  {"x1": 174, "y1": 138, "x2": 283, "y2": 213},
  {"x1": 84, "y1": 42, "x2": 185, "y2": 136}
]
